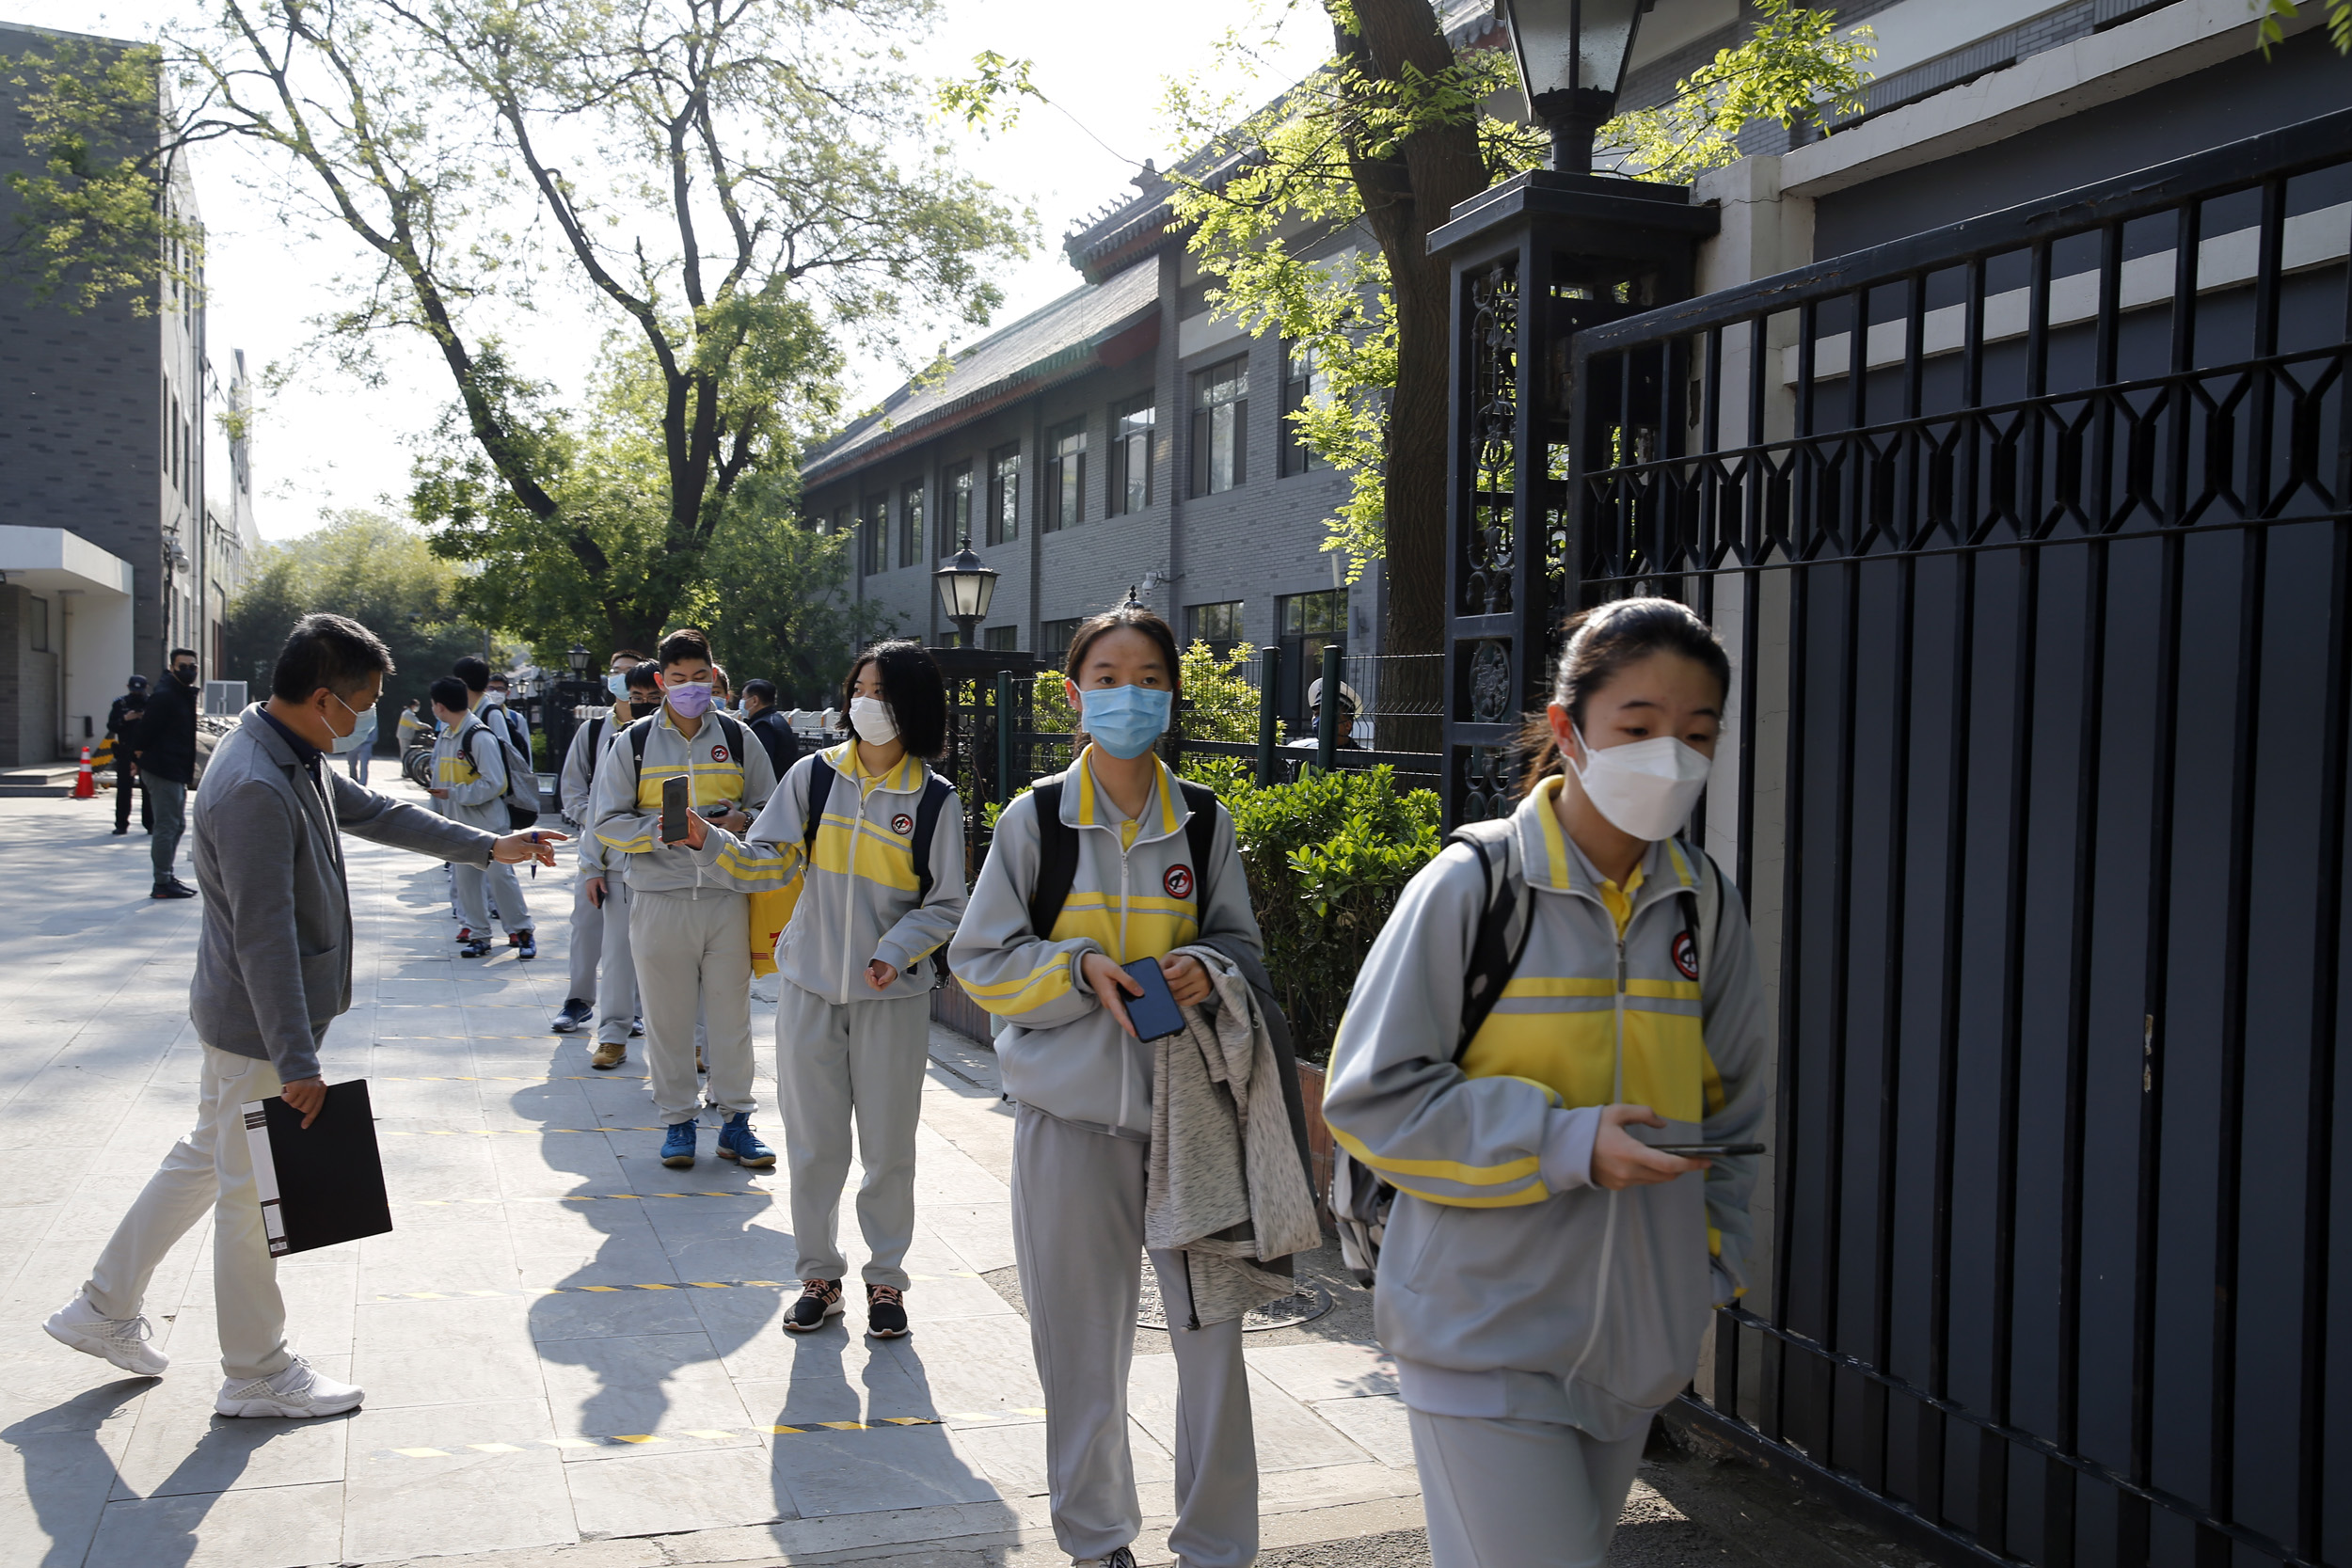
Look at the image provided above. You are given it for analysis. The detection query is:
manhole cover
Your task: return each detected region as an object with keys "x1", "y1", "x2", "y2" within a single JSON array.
[{"x1": 1136, "y1": 1275, "x2": 1333, "y2": 1333}]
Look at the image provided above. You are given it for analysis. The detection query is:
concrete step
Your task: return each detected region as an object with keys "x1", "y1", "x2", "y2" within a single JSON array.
[{"x1": 0, "y1": 765, "x2": 84, "y2": 799}]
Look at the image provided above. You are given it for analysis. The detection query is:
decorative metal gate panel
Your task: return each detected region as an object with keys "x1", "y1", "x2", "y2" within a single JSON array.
[{"x1": 1565, "y1": 111, "x2": 2351, "y2": 1568}]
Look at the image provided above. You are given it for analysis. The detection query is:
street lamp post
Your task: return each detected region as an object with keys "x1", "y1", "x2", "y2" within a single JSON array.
[
  {"x1": 1436, "y1": 0, "x2": 1717, "y2": 826},
  {"x1": 933, "y1": 535, "x2": 999, "y2": 648},
  {"x1": 567, "y1": 643, "x2": 590, "y2": 679}
]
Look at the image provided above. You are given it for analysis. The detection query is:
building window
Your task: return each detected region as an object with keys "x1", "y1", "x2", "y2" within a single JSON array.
[
  {"x1": 27, "y1": 596, "x2": 49, "y2": 652},
  {"x1": 1191, "y1": 356, "x2": 1248, "y2": 496},
  {"x1": 1046, "y1": 418, "x2": 1087, "y2": 532},
  {"x1": 860, "y1": 494, "x2": 887, "y2": 576},
  {"x1": 1278, "y1": 587, "x2": 1347, "y2": 721},
  {"x1": 988, "y1": 442, "x2": 1023, "y2": 546},
  {"x1": 1040, "y1": 617, "x2": 1082, "y2": 663},
  {"x1": 900, "y1": 480, "x2": 926, "y2": 564},
  {"x1": 1109, "y1": 394, "x2": 1154, "y2": 515},
  {"x1": 946, "y1": 461, "x2": 976, "y2": 547},
  {"x1": 983, "y1": 626, "x2": 1019, "y2": 652},
  {"x1": 1186, "y1": 600, "x2": 1243, "y2": 655},
  {"x1": 1281, "y1": 343, "x2": 1327, "y2": 476}
]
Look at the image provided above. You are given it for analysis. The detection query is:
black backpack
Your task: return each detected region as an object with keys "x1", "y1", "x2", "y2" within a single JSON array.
[
  {"x1": 1024, "y1": 772, "x2": 1220, "y2": 939},
  {"x1": 795, "y1": 752, "x2": 956, "y2": 980},
  {"x1": 1329, "y1": 819, "x2": 1725, "y2": 1286}
]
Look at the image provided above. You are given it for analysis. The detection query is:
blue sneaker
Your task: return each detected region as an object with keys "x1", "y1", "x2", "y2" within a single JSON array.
[
  {"x1": 660, "y1": 1121, "x2": 697, "y2": 1168},
  {"x1": 715, "y1": 1113, "x2": 775, "y2": 1168}
]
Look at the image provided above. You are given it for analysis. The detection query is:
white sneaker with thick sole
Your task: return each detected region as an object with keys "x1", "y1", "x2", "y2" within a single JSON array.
[
  {"x1": 215, "y1": 1354, "x2": 363, "y2": 1418},
  {"x1": 44, "y1": 1294, "x2": 169, "y2": 1376}
]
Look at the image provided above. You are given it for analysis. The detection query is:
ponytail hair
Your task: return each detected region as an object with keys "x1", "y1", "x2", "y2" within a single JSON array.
[{"x1": 1516, "y1": 597, "x2": 1731, "y2": 799}]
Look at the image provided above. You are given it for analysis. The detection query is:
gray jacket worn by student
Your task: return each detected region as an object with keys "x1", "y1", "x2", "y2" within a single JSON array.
[
  {"x1": 560, "y1": 711, "x2": 628, "y2": 876},
  {"x1": 1318, "y1": 775, "x2": 1769, "y2": 1443},
  {"x1": 685, "y1": 741, "x2": 966, "y2": 998},
  {"x1": 193, "y1": 705, "x2": 501, "y2": 1083},
  {"x1": 947, "y1": 751, "x2": 1260, "y2": 1137},
  {"x1": 587, "y1": 708, "x2": 779, "y2": 895},
  {"x1": 430, "y1": 714, "x2": 514, "y2": 834}
]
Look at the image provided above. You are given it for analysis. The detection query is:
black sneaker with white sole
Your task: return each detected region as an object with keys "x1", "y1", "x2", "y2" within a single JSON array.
[
  {"x1": 551, "y1": 998, "x2": 592, "y2": 1033},
  {"x1": 866, "y1": 1284, "x2": 909, "y2": 1338},
  {"x1": 784, "y1": 1278, "x2": 843, "y2": 1333}
]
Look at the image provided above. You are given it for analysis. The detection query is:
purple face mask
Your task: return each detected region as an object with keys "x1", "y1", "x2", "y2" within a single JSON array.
[{"x1": 665, "y1": 681, "x2": 714, "y2": 718}]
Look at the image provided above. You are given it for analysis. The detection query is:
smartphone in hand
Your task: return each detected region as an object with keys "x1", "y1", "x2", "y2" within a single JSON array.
[
  {"x1": 1651, "y1": 1142, "x2": 1767, "y2": 1158},
  {"x1": 660, "y1": 775, "x2": 691, "y2": 844},
  {"x1": 1119, "y1": 958, "x2": 1187, "y2": 1041}
]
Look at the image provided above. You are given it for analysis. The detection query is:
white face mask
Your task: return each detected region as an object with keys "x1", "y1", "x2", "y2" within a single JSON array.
[
  {"x1": 1570, "y1": 726, "x2": 1712, "y2": 841},
  {"x1": 326, "y1": 693, "x2": 372, "y2": 754},
  {"x1": 850, "y1": 696, "x2": 898, "y2": 746}
]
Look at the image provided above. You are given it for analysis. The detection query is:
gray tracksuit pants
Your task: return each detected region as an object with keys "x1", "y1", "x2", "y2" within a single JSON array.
[
  {"x1": 592, "y1": 876, "x2": 638, "y2": 1045},
  {"x1": 453, "y1": 859, "x2": 530, "y2": 936},
  {"x1": 567, "y1": 870, "x2": 603, "y2": 1003},
  {"x1": 775, "y1": 984, "x2": 930, "y2": 1287},
  {"x1": 1407, "y1": 1409, "x2": 1647, "y2": 1568},
  {"x1": 1010, "y1": 1104, "x2": 1256, "y2": 1568},
  {"x1": 629, "y1": 887, "x2": 755, "y2": 1126}
]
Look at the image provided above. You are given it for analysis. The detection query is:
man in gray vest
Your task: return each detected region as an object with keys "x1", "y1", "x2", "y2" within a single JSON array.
[{"x1": 43, "y1": 614, "x2": 561, "y2": 1418}]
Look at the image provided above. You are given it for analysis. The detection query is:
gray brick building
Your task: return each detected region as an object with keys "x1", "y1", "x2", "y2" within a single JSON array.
[{"x1": 0, "y1": 21, "x2": 240, "y2": 766}]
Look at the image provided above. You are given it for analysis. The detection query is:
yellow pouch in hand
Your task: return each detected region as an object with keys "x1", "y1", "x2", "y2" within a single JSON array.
[{"x1": 748, "y1": 883, "x2": 800, "y2": 978}]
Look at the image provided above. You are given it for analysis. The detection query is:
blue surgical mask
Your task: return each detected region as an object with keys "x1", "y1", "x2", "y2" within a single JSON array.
[
  {"x1": 1080, "y1": 684, "x2": 1172, "y2": 760},
  {"x1": 606, "y1": 672, "x2": 628, "y2": 697}
]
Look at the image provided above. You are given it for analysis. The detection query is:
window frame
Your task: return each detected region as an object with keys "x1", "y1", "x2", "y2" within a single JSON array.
[
  {"x1": 946, "y1": 460, "x2": 976, "y2": 549},
  {"x1": 1190, "y1": 356, "x2": 1249, "y2": 497},
  {"x1": 1109, "y1": 394, "x2": 1155, "y2": 515},
  {"x1": 1185, "y1": 600, "x2": 1244, "y2": 657},
  {"x1": 981, "y1": 625, "x2": 1019, "y2": 652},
  {"x1": 859, "y1": 493, "x2": 888, "y2": 577},
  {"x1": 1040, "y1": 617, "x2": 1082, "y2": 664},
  {"x1": 1046, "y1": 417, "x2": 1087, "y2": 532},
  {"x1": 899, "y1": 479, "x2": 926, "y2": 565},
  {"x1": 987, "y1": 442, "x2": 1023, "y2": 546},
  {"x1": 1281, "y1": 341, "x2": 1327, "y2": 477}
]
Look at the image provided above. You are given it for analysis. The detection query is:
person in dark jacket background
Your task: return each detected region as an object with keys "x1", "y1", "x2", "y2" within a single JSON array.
[
  {"x1": 134, "y1": 648, "x2": 202, "y2": 897},
  {"x1": 740, "y1": 679, "x2": 800, "y2": 778},
  {"x1": 107, "y1": 675, "x2": 152, "y2": 835}
]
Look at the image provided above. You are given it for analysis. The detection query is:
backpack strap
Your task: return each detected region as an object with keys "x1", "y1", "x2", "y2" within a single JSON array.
[
  {"x1": 1688, "y1": 839, "x2": 1724, "y2": 993},
  {"x1": 1178, "y1": 782, "x2": 1218, "y2": 902},
  {"x1": 1446, "y1": 818, "x2": 1534, "y2": 1058},
  {"x1": 910, "y1": 773, "x2": 954, "y2": 907},
  {"x1": 585, "y1": 715, "x2": 607, "y2": 757},
  {"x1": 800, "y1": 754, "x2": 836, "y2": 860},
  {"x1": 1026, "y1": 777, "x2": 1077, "y2": 939}
]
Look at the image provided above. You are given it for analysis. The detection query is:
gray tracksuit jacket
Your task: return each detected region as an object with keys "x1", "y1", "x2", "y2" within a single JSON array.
[
  {"x1": 588, "y1": 706, "x2": 777, "y2": 898},
  {"x1": 946, "y1": 750, "x2": 1261, "y2": 1139},
  {"x1": 193, "y1": 705, "x2": 498, "y2": 1082},
  {"x1": 1319, "y1": 776, "x2": 1769, "y2": 1442},
  {"x1": 687, "y1": 742, "x2": 968, "y2": 1003},
  {"x1": 560, "y1": 709, "x2": 631, "y2": 875},
  {"x1": 431, "y1": 714, "x2": 513, "y2": 834}
]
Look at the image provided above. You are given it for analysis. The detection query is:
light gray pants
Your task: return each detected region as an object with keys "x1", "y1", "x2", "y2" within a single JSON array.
[
  {"x1": 591, "y1": 875, "x2": 637, "y2": 1045},
  {"x1": 85, "y1": 1044, "x2": 293, "y2": 1382},
  {"x1": 566, "y1": 865, "x2": 603, "y2": 1003},
  {"x1": 629, "y1": 888, "x2": 755, "y2": 1125},
  {"x1": 1010, "y1": 1105, "x2": 1256, "y2": 1568},
  {"x1": 1408, "y1": 1409, "x2": 1648, "y2": 1568},
  {"x1": 775, "y1": 984, "x2": 930, "y2": 1287},
  {"x1": 453, "y1": 859, "x2": 530, "y2": 935}
]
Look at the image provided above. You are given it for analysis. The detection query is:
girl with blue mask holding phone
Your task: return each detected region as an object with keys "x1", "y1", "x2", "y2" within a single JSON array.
[{"x1": 949, "y1": 606, "x2": 1268, "y2": 1568}]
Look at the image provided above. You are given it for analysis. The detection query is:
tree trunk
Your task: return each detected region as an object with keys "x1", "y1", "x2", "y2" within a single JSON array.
[{"x1": 1330, "y1": 0, "x2": 1490, "y2": 752}]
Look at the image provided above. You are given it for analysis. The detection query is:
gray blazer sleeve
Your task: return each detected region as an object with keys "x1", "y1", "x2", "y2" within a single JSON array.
[
  {"x1": 329, "y1": 770, "x2": 497, "y2": 863},
  {"x1": 206, "y1": 777, "x2": 323, "y2": 1082}
]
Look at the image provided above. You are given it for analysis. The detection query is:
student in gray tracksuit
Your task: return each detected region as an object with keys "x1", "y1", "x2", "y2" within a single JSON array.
[
  {"x1": 1321, "y1": 598, "x2": 1768, "y2": 1568},
  {"x1": 558, "y1": 657, "x2": 653, "y2": 1058},
  {"x1": 428, "y1": 677, "x2": 532, "y2": 956},
  {"x1": 947, "y1": 608, "x2": 1263, "y2": 1568},
  {"x1": 685, "y1": 641, "x2": 964, "y2": 1340},
  {"x1": 589, "y1": 628, "x2": 778, "y2": 1169}
]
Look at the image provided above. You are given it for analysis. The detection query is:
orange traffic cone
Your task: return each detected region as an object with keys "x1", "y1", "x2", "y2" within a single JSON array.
[{"x1": 72, "y1": 746, "x2": 95, "y2": 800}]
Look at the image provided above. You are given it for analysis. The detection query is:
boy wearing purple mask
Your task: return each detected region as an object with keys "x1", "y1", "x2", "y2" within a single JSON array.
[{"x1": 588, "y1": 627, "x2": 779, "y2": 1169}]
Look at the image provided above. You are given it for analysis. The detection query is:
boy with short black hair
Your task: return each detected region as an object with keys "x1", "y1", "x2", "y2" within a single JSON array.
[
  {"x1": 589, "y1": 628, "x2": 779, "y2": 1166},
  {"x1": 430, "y1": 675, "x2": 535, "y2": 959}
]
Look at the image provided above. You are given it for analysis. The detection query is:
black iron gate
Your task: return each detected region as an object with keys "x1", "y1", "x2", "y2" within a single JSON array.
[{"x1": 1560, "y1": 112, "x2": 2351, "y2": 1567}]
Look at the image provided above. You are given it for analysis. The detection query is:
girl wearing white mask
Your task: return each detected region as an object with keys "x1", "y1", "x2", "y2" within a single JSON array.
[
  {"x1": 682, "y1": 640, "x2": 964, "y2": 1339},
  {"x1": 1321, "y1": 597, "x2": 1770, "y2": 1568}
]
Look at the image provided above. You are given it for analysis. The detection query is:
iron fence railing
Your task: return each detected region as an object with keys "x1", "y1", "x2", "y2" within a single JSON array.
[{"x1": 1561, "y1": 108, "x2": 2352, "y2": 1568}]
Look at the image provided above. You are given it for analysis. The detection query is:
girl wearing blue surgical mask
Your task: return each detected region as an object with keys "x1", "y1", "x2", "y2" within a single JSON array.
[{"x1": 948, "y1": 606, "x2": 1272, "y2": 1568}]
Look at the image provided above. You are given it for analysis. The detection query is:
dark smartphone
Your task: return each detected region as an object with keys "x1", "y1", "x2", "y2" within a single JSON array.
[
  {"x1": 1651, "y1": 1141, "x2": 1767, "y2": 1159},
  {"x1": 1118, "y1": 957, "x2": 1187, "y2": 1041},
  {"x1": 660, "y1": 774, "x2": 691, "y2": 844}
]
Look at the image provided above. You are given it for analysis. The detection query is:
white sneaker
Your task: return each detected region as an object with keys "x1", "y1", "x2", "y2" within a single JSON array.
[
  {"x1": 44, "y1": 1293, "x2": 169, "y2": 1376},
  {"x1": 215, "y1": 1354, "x2": 364, "y2": 1418}
]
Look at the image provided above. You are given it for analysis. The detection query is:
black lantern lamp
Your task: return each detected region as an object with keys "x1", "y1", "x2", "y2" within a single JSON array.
[
  {"x1": 566, "y1": 643, "x2": 590, "y2": 677},
  {"x1": 1502, "y1": 0, "x2": 1650, "y2": 175},
  {"x1": 934, "y1": 534, "x2": 999, "y2": 646}
]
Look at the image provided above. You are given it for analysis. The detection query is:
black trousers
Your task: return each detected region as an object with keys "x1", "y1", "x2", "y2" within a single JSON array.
[{"x1": 114, "y1": 756, "x2": 151, "y2": 831}]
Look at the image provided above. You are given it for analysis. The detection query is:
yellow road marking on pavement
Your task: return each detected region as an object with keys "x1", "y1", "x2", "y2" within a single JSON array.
[
  {"x1": 381, "y1": 1127, "x2": 668, "y2": 1136},
  {"x1": 405, "y1": 1191, "x2": 774, "y2": 1207},
  {"x1": 377, "y1": 1073, "x2": 654, "y2": 1082},
  {"x1": 369, "y1": 1416, "x2": 989, "y2": 1461},
  {"x1": 364, "y1": 1274, "x2": 980, "y2": 1304}
]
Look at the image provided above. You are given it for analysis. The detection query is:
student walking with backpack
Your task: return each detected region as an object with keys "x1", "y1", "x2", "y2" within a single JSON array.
[
  {"x1": 1320, "y1": 598, "x2": 1768, "y2": 1568},
  {"x1": 588, "y1": 627, "x2": 779, "y2": 1171},
  {"x1": 679, "y1": 641, "x2": 963, "y2": 1339},
  {"x1": 427, "y1": 677, "x2": 537, "y2": 958},
  {"x1": 947, "y1": 607, "x2": 1267, "y2": 1568}
]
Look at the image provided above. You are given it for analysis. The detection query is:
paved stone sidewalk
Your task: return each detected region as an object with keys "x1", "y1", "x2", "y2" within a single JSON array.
[{"x1": 0, "y1": 782, "x2": 1422, "y2": 1568}]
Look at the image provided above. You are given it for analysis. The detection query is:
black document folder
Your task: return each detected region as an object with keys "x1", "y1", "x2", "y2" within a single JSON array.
[{"x1": 240, "y1": 1080, "x2": 393, "y2": 1258}]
